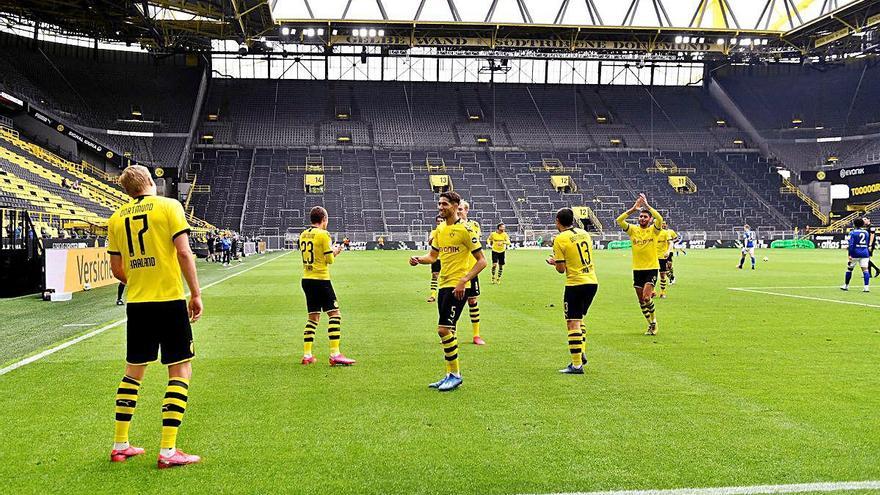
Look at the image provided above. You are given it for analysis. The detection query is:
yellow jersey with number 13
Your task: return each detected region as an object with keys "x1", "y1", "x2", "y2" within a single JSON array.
[
  {"x1": 106, "y1": 195, "x2": 190, "y2": 303},
  {"x1": 553, "y1": 228, "x2": 598, "y2": 286}
]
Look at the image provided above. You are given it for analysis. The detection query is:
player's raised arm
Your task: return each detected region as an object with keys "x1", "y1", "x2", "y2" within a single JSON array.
[{"x1": 616, "y1": 199, "x2": 640, "y2": 231}]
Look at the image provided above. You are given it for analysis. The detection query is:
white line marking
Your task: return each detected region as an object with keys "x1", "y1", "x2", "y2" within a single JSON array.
[
  {"x1": 522, "y1": 480, "x2": 880, "y2": 495},
  {"x1": 729, "y1": 286, "x2": 838, "y2": 290},
  {"x1": 729, "y1": 288, "x2": 880, "y2": 308},
  {"x1": 0, "y1": 251, "x2": 290, "y2": 377}
]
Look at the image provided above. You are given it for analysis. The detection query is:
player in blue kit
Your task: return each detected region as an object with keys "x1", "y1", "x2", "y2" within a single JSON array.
[
  {"x1": 841, "y1": 218, "x2": 872, "y2": 292},
  {"x1": 737, "y1": 224, "x2": 757, "y2": 270}
]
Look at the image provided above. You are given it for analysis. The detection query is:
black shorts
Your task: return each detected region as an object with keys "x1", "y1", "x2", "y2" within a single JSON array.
[
  {"x1": 658, "y1": 258, "x2": 668, "y2": 272},
  {"x1": 301, "y1": 279, "x2": 339, "y2": 313},
  {"x1": 564, "y1": 284, "x2": 598, "y2": 320},
  {"x1": 126, "y1": 300, "x2": 194, "y2": 365},
  {"x1": 207, "y1": 244, "x2": 215, "y2": 254},
  {"x1": 491, "y1": 251, "x2": 506, "y2": 265},
  {"x1": 431, "y1": 260, "x2": 441, "y2": 273},
  {"x1": 666, "y1": 253, "x2": 674, "y2": 262},
  {"x1": 437, "y1": 287, "x2": 468, "y2": 327},
  {"x1": 466, "y1": 275, "x2": 481, "y2": 297},
  {"x1": 633, "y1": 269, "x2": 659, "y2": 288}
]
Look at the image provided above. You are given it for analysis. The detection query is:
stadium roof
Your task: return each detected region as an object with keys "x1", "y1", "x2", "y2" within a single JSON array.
[
  {"x1": 272, "y1": 0, "x2": 857, "y2": 31},
  {"x1": 0, "y1": 0, "x2": 878, "y2": 57}
]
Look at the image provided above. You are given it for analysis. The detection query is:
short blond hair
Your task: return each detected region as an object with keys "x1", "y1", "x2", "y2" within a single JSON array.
[{"x1": 119, "y1": 165, "x2": 154, "y2": 197}]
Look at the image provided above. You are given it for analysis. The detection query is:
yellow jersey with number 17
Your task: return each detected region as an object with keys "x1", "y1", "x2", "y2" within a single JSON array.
[
  {"x1": 107, "y1": 195, "x2": 191, "y2": 303},
  {"x1": 486, "y1": 231, "x2": 511, "y2": 253},
  {"x1": 553, "y1": 228, "x2": 598, "y2": 286},
  {"x1": 299, "y1": 227, "x2": 335, "y2": 280},
  {"x1": 431, "y1": 220, "x2": 482, "y2": 289}
]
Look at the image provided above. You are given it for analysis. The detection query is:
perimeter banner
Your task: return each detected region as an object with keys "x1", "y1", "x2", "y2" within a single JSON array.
[
  {"x1": 330, "y1": 35, "x2": 724, "y2": 53},
  {"x1": 45, "y1": 247, "x2": 118, "y2": 293}
]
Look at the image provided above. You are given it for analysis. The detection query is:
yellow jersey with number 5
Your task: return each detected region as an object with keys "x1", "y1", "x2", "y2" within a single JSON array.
[
  {"x1": 299, "y1": 227, "x2": 335, "y2": 280},
  {"x1": 107, "y1": 195, "x2": 191, "y2": 303},
  {"x1": 552, "y1": 228, "x2": 598, "y2": 286}
]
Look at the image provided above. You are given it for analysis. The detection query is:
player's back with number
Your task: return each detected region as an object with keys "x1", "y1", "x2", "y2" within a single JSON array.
[
  {"x1": 849, "y1": 228, "x2": 870, "y2": 258},
  {"x1": 299, "y1": 227, "x2": 334, "y2": 279},
  {"x1": 107, "y1": 195, "x2": 190, "y2": 303},
  {"x1": 553, "y1": 228, "x2": 597, "y2": 285}
]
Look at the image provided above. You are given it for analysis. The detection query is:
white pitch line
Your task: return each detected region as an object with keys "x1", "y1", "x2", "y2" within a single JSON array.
[
  {"x1": 728, "y1": 287, "x2": 880, "y2": 308},
  {"x1": 0, "y1": 251, "x2": 290, "y2": 377},
  {"x1": 522, "y1": 480, "x2": 880, "y2": 495},
  {"x1": 730, "y1": 286, "x2": 838, "y2": 290}
]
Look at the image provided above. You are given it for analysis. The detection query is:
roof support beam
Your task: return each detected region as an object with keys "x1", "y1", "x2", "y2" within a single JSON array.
[
  {"x1": 415, "y1": 0, "x2": 427, "y2": 21},
  {"x1": 302, "y1": 0, "x2": 315, "y2": 19},
  {"x1": 341, "y1": 0, "x2": 352, "y2": 20},
  {"x1": 622, "y1": 0, "x2": 639, "y2": 26},
  {"x1": 719, "y1": 0, "x2": 741, "y2": 29},
  {"x1": 690, "y1": 0, "x2": 739, "y2": 29},
  {"x1": 484, "y1": 0, "x2": 499, "y2": 23},
  {"x1": 447, "y1": 0, "x2": 462, "y2": 23},
  {"x1": 376, "y1": 0, "x2": 388, "y2": 20},
  {"x1": 654, "y1": 0, "x2": 672, "y2": 27},
  {"x1": 515, "y1": 0, "x2": 534, "y2": 24},
  {"x1": 554, "y1": 0, "x2": 571, "y2": 25},
  {"x1": 585, "y1": 0, "x2": 604, "y2": 25}
]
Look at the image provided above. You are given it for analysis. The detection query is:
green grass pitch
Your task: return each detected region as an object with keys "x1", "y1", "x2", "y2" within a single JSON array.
[{"x1": 1, "y1": 248, "x2": 878, "y2": 494}]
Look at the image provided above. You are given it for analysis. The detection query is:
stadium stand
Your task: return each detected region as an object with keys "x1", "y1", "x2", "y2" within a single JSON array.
[{"x1": 188, "y1": 77, "x2": 820, "y2": 237}]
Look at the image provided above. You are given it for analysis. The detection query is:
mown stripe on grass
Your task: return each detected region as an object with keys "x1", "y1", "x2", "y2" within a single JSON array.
[
  {"x1": 0, "y1": 251, "x2": 291, "y2": 377},
  {"x1": 524, "y1": 479, "x2": 880, "y2": 495},
  {"x1": 728, "y1": 288, "x2": 880, "y2": 308}
]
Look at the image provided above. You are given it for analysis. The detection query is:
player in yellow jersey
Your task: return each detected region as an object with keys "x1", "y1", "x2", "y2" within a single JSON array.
[
  {"x1": 487, "y1": 223, "x2": 511, "y2": 284},
  {"x1": 299, "y1": 206, "x2": 355, "y2": 367},
  {"x1": 546, "y1": 208, "x2": 598, "y2": 375},
  {"x1": 105, "y1": 165, "x2": 202, "y2": 468},
  {"x1": 426, "y1": 215, "x2": 442, "y2": 302},
  {"x1": 458, "y1": 200, "x2": 485, "y2": 345},
  {"x1": 616, "y1": 194, "x2": 663, "y2": 335},
  {"x1": 656, "y1": 222, "x2": 677, "y2": 298},
  {"x1": 409, "y1": 191, "x2": 487, "y2": 391}
]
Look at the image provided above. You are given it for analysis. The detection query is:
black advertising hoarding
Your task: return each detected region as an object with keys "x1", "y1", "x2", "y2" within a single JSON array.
[
  {"x1": 800, "y1": 163, "x2": 880, "y2": 184},
  {"x1": 25, "y1": 106, "x2": 138, "y2": 170}
]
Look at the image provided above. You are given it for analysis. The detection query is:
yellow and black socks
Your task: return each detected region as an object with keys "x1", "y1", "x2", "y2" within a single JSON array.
[
  {"x1": 160, "y1": 377, "x2": 189, "y2": 452},
  {"x1": 491, "y1": 264, "x2": 497, "y2": 281},
  {"x1": 441, "y1": 332, "x2": 460, "y2": 375},
  {"x1": 660, "y1": 276, "x2": 667, "y2": 294},
  {"x1": 430, "y1": 278, "x2": 438, "y2": 297},
  {"x1": 497, "y1": 265, "x2": 503, "y2": 282},
  {"x1": 640, "y1": 301, "x2": 656, "y2": 322},
  {"x1": 328, "y1": 315, "x2": 342, "y2": 356},
  {"x1": 469, "y1": 301, "x2": 481, "y2": 337},
  {"x1": 303, "y1": 320, "x2": 317, "y2": 356},
  {"x1": 113, "y1": 375, "x2": 141, "y2": 448},
  {"x1": 580, "y1": 323, "x2": 587, "y2": 364},
  {"x1": 641, "y1": 300, "x2": 656, "y2": 322},
  {"x1": 567, "y1": 327, "x2": 584, "y2": 367}
]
